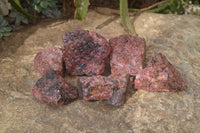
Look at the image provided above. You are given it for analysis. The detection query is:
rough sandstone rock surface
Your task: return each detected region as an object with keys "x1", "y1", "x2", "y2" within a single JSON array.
[
  {"x1": 135, "y1": 53, "x2": 186, "y2": 92},
  {"x1": 34, "y1": 47, "x2": 63, "y2": 75},
  {"x1": 0, "y1": 11, "x2": 200, "y2": 132},
  {"x1": 32, "y1": 70, "x2": 78, "y2": 105},
  {"x1": 62, "y1": 29, "x2": 111, "y2": 76},
  {"x1": 78, "y1": 74, "x2": 129, "y2": 106},
  {"x1": 109, "y1": 34, "x2": 145, "y2": 76}
]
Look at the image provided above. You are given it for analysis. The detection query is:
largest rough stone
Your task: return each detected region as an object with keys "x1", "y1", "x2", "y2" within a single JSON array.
[
  {"x1": 134, "y1": 53, "x2": 186, "y2": 92},
  {"x1": 62, "y1": 29, "x2": 111, "y2": 76},
  {"x1": 109, "y1": 34, "x2": 146, "y2": 76}
]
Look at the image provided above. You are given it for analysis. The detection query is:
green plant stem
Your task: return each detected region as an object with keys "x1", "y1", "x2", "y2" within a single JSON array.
[
  {"x1": 146, "y1": 2, "x2": 172, "y2": 13},
  {"x1": 129, "y1": 0, "x2": 172, "y2": 14},
  {"x1": 120, "y1": 0, "x2": 136, "y2": 35},
  {"x1": 25, "y1": 0, "x2": 37, "y2": 23}
]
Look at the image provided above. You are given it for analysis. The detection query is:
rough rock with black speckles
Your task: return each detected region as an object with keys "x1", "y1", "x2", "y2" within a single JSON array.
[
  {"x1": 134, "y1": 53, "x2": 186, "y2": 92},
  {"x1": 109, "y1": 34, "x2": 145, "y2": 76},
  {"x1": 78, "y1": 74, "x2": 129, "y2": 106},
  {"x1": 34, "y1": 47, "x2": 63, "y2": 76},
  {"x1": 105, "y1": 74, "x2": 130, "y2": 106},
  {"x1": 62, "y1": 29, "x2": 111, "y2": 76},
  {"x1": 32, "y1": 70, "x2": 78, "y2": 105}
]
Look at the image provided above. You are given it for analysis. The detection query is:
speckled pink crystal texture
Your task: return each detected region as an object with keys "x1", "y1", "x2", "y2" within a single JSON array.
[
  {"x1": 34, "y1": 47, "x2": 63, "y2": 76},
  {"x1": 134, "y1": 53, "x2": 186, "y2": 92},
  {"x1": 62, "y1": 29, "x2": 111, "y2": 76},
  {"x1": 109, "y1": 34, "x2": 145, "y2": 76},
  {"x1": 106, "y1": 74, "x2": 130, "y2": 106},
  {"x1": 32, "y1": 70, "x2": 78, "y2": 105},
  {"x1": 78, "y1": 74, "x2": 129, "y2": 106}
]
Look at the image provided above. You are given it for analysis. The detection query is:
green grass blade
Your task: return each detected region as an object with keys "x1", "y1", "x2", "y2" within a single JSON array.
[
  {"x1": 120, "y1": 0, "x2": 135, "y2": 35},
  {"x1": 74, "y1": 0, "x2": 89, "y2": 20}
]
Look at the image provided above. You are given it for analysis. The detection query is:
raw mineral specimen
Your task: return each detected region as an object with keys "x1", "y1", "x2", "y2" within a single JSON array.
[
  {"x1": 109, "y1": 34, "x2": 146, "y2": 76},
  {"x1": 32, "y1": 70, "x2": 78, "y2": 105},
  {"x1": 34, "y1": 47, "x2": 63, "y2": 76},
  {"x1": 134, "y1": 53, "x2": 186, "y2": 92},
  {"x1": 78, "y1": 74, "x2": 129, "y2": 106},
  {"x1": 105, "y1": 74, "x2": 130, "y2": 106},
  {"x1": 62, "y1": 29, "x2": 111, "y2": 76}
]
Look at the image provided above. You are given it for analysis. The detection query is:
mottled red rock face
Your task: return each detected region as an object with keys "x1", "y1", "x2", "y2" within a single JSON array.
[
  {"x1": 32, "y1": 70, "x2": 78, "y2": 105},
  {"x1": 78, "y1": 75, "x2": 115, "y2": 101},
  {"x1": 109, "y1": 34, "x2": 146, "y2": 76},
  {"x1": 106, "y1": 74, "x2": 130, "y2": 106},
  {"x1": 78, "y1": 74, "x2": 129, "y2": 106},
  {"x1": 62, "y1": 29, "x2": 111, "y2": 76},
  {"x1": 134, "y1": 53, "x2": 186, "y2": 92},
  {"x1": 32, "y1": 30, "x2": 186, "y2": 106},
  {"x1": 34, "y1": 47, "x2": 63, "y2": 76}
]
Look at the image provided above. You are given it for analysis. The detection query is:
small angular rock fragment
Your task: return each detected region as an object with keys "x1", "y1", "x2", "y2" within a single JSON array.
[
  {"x1": 78, "y1": 75, "x2": 114, "y2": 101},
  {"x1": 134, "y1": 53, "x2": 186, "y2": 92},
  {"x1": 62, "y1": 29, "x2": 111, "y2": 76},
  {"x1": 34, "y1": 47, "x2": 63, "y2": 76},
  {"x1": 32, "y1": 70, "x2": 78, "y2": 105},
  {"x1": 109, "y1": 34, "x2": 146, "y2": 76},
  {"x1": 78, "y1": 74, "x2": 129, "y2": 106},
  {"x1": 105, "y1": 74, "x2": 130, "y2": 106}
]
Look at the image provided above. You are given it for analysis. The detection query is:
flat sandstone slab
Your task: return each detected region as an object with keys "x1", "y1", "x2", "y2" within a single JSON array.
[{"x1": 0, "y1": 11, "x2": 200, "y2": 132}]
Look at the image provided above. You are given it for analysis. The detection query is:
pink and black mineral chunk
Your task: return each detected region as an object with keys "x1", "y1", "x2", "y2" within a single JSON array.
[
  {"x1": 109, "y1": 34, "x2": 145, "y2": 76},
  {"x1": 78, "y1": 74, "x2": 129, "y2": 106},
  {"x1": 105, "y1": 74, "x2": 130, "y2": 106},
  {"x1": 62, "y1": 29, "x2": 111, "y2": 76},
  {"x1": 32, "y1": 70, "x2": 78, "y2": 105},
  {"x1": 34, "y1": 47, "x2": 63, "y2": 76},
  {"x1": 134, "y1": 53, "x2": 186, "y2": 92}
]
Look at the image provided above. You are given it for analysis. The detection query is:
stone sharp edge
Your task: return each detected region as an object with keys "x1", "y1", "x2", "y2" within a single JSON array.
[
  {"x1": 106, "y1": 74, "x2": 130, "y2": 106},
  {"x1": 109, "y1": 34, "x2": 146, "y2": 76},
  {"x1": 32, "y1": 70, "x2": 78, "y2": 105},
  {"x1": 34, "y1": 47, "x2": 64, "y2": 76},
  {"x1": 134, "y1": 53, "x2": 187, "y2": 92},
  {"x1": 78, "y1": 74, "x2": 130, "y2": 106},
  {"x1": 62, "y1": 29, "x2": 111, "y2": 76}
]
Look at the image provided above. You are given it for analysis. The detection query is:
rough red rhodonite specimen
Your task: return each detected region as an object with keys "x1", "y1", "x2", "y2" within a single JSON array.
[
  {"x1": 78, "y1": 74, "x2": 129, "y2": 106},
  {"x1": 32, "y1": 70, "x2": 78, "y2": 105},
  {"x1": 62, "y1": 29, "x2": 111, "y2": 76},
  {"x1": 134, "y1": 53, "x2": 186, "y2": 92},
  {"x1": 109, "y1": 34, "x2": 146, "y2": 76},
  {"x1": 34, "y1": 47, "x2": 63, "y2": 76},
  {"x1": 105, "y1": 74, "x2": 130, "y2": 106}
]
